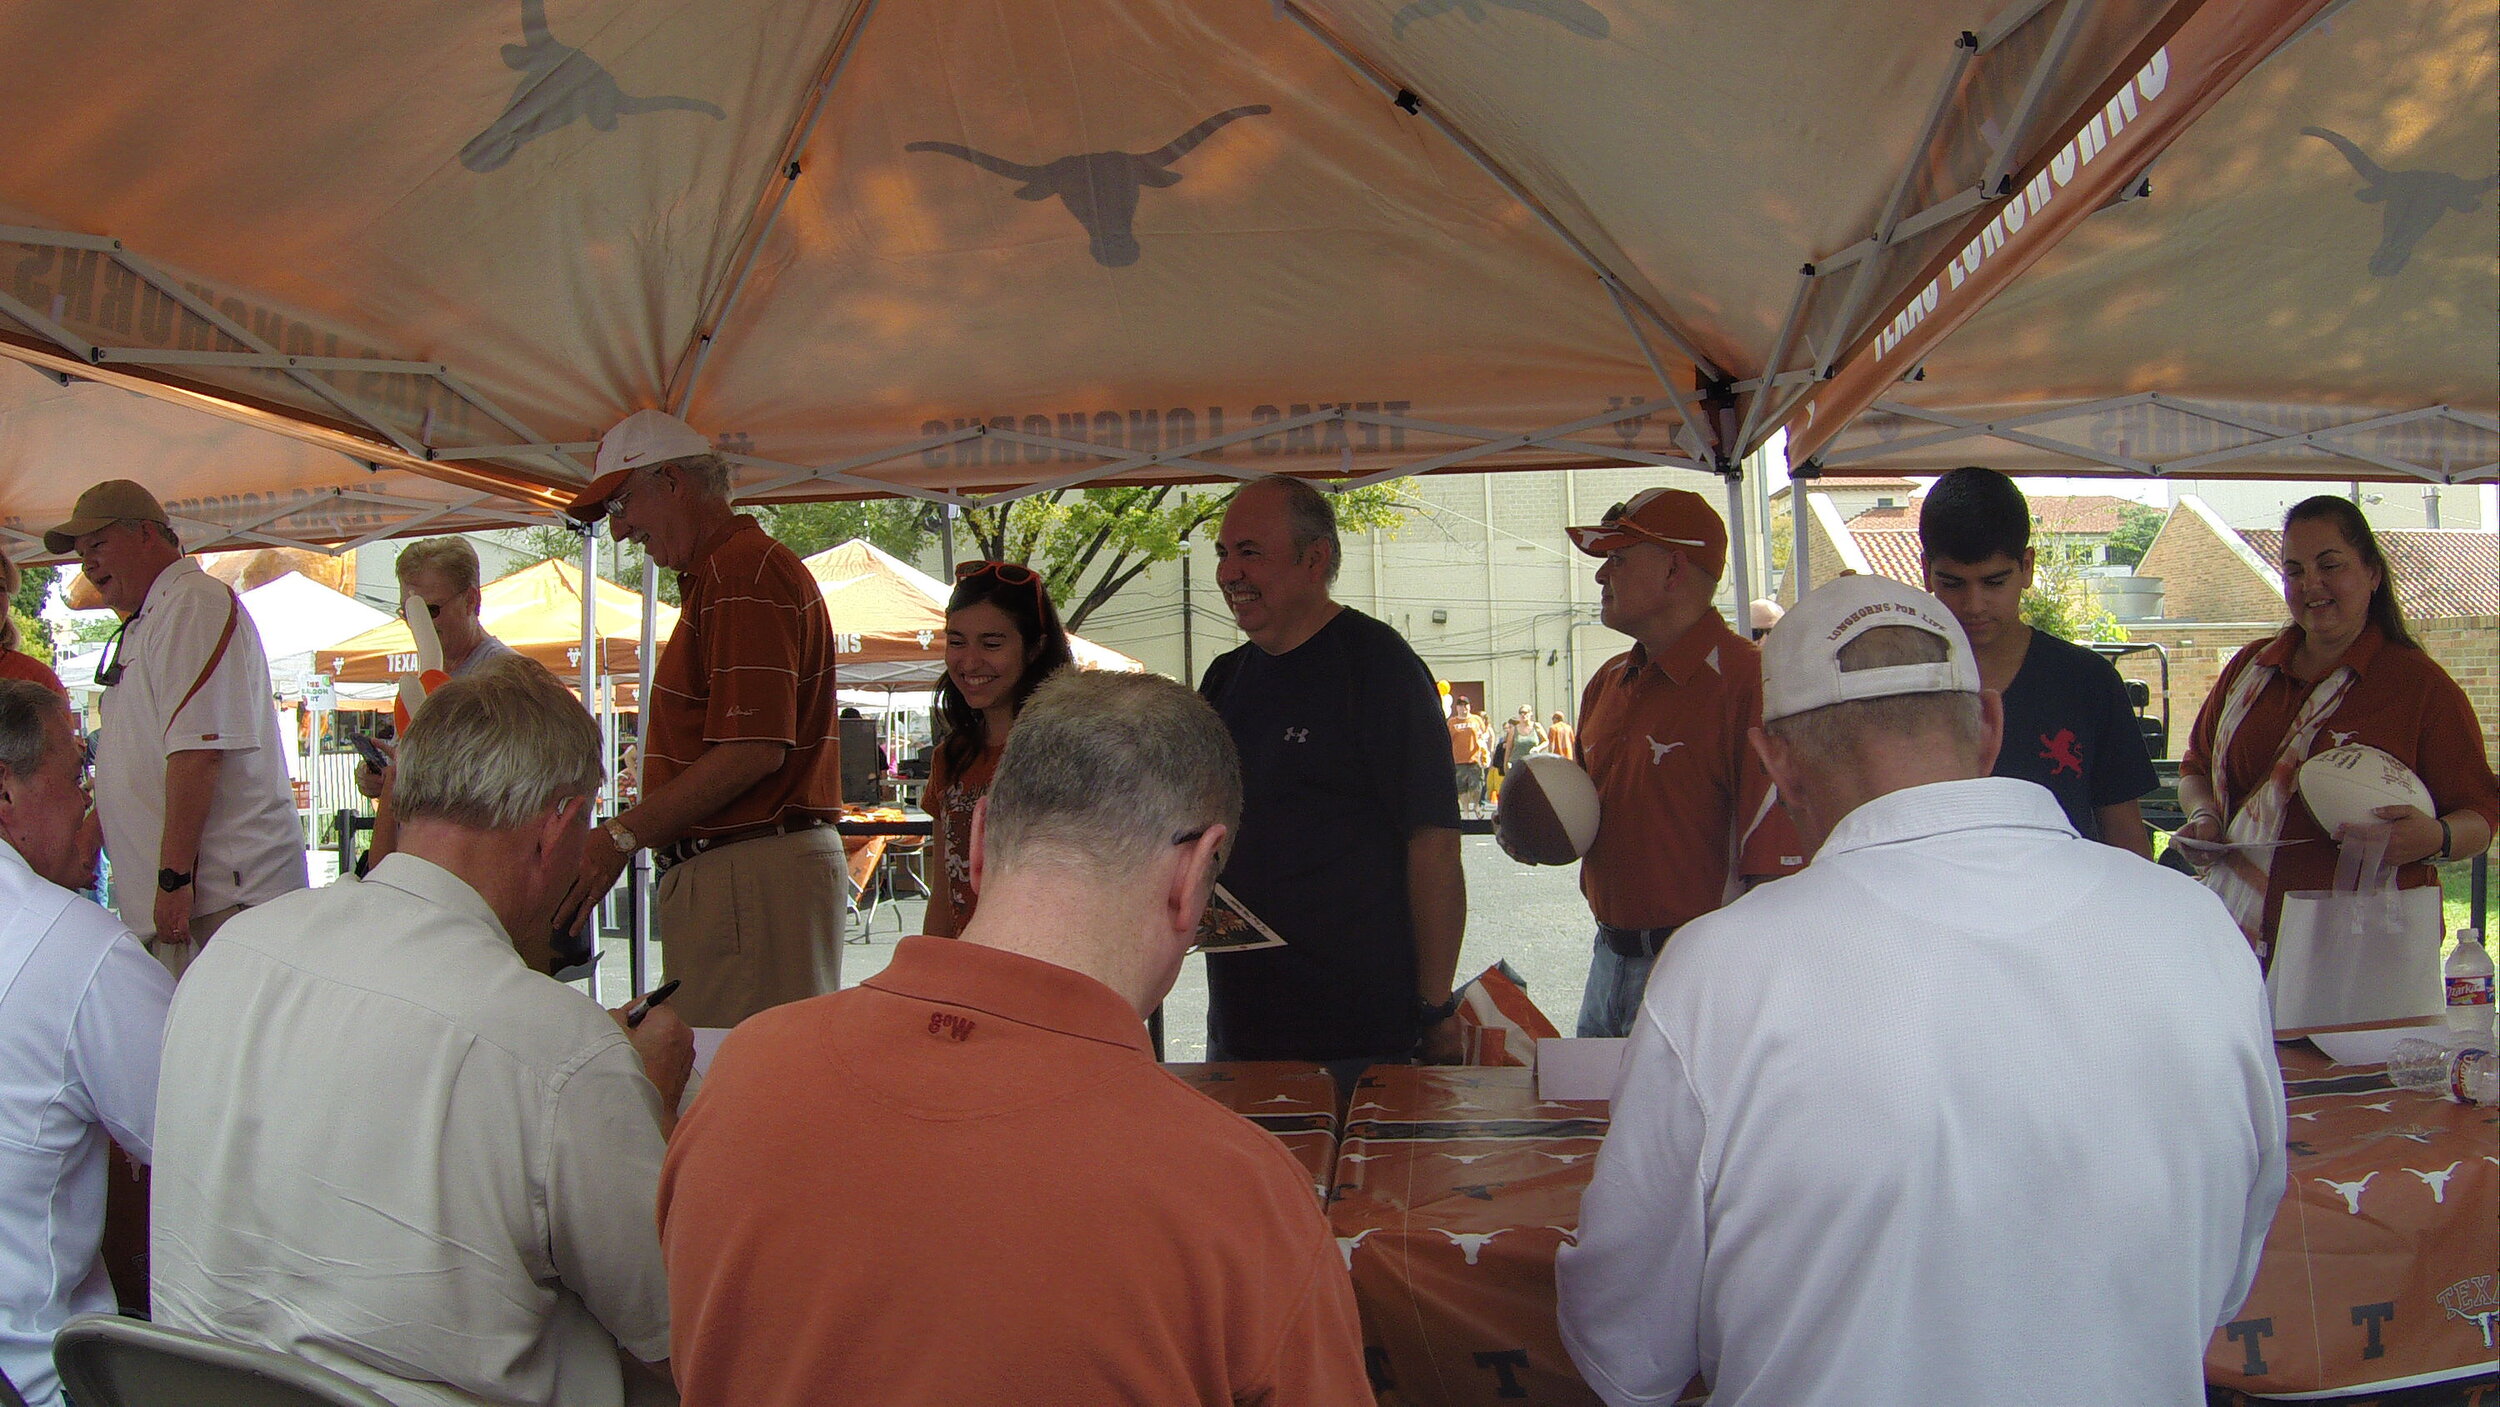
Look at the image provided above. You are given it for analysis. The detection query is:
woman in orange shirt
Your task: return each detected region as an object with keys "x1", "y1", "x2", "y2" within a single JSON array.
[
  {"x1": 2176, "y1": 496, "x2": 2497, "y2": 959},
  {"x1": 922, "y1": 561, "x2": 1073, "y2": 937}
]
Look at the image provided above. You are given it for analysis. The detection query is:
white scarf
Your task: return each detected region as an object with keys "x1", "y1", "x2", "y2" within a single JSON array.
[{"x1": 2199, "y1": 634, "x2": 2356, "y2": 957}]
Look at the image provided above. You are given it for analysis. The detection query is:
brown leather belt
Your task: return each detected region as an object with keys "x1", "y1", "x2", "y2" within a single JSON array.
[
  {"x1": 1597, "y1": 922, "x2": 1678, "y2": 960},
  {"x1": 654, "y1": 816, "x2": 830, "y2": 872}
]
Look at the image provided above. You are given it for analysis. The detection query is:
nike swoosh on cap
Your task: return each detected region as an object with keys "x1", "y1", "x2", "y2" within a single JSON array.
[{"x1": 621, "y1": 451, "x2": 647, "y2": 464}]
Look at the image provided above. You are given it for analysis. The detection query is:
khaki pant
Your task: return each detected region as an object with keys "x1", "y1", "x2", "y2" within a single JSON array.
[
  {"x1": 657, "y1": 826, "x2": 844, "y2": 1028},
  {"x1": 145, "y1": 903, "x2": 246, "y2": 981}
]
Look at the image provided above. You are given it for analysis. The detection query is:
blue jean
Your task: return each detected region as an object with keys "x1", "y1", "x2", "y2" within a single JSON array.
[{"x1": 1575, "y1": 930, "x2": 1658, "y2": 1038}]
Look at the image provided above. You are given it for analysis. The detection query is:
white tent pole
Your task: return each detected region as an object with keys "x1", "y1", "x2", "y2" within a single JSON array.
[
  {"x1": 630, "y1": 565, "x2": 658, "y2": 998},
  {"x1": 1723, "y1": 475, "x2": 1752, "y2": 625},
  {"x1": 578, "y1": 526, "x2": 602, "y2": 1004},
  {"x1": 1977, "y1": 0, "x2": 2101, "y2": 198}
]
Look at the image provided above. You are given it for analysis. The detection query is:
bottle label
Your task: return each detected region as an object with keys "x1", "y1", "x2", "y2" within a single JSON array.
[{"x1": 2448, "y1": 974, "x2": 2496, "y2": 1008}]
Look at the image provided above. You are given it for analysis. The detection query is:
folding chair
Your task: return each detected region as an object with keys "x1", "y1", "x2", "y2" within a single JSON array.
[
  {"x1": 844, "y1": 834, "x2": 889, "y2": 941},
  {"x1": 52, "y1": 1314, "x2": 397, "y2": 1407}
]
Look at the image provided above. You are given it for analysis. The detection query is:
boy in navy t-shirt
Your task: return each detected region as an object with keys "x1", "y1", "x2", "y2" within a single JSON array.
[{"x1": 1919, "y1": 467, "x2": 2156, "y2": 855}]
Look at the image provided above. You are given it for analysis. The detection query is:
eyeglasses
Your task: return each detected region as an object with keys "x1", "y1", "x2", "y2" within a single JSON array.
[
  {"x1": 1172, "y1": 826, "x2": 1210, "y2": 847},
  {"x1": 400, "y1": 598, "x2": 447, "y2": 621},
  {"x1": 94, "y1": 613, "x2": 137, "y2": 688},
  {"x1": 954, "y1": 560, "x2": 1048, "y2": 608}
]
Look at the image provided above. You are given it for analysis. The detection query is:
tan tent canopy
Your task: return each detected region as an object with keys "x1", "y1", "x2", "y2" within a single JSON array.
[
  {"x1": 7, "y1": 0, "x2": 2440, "y2": 584},
  {"x1": 1800, "y1": 0, "x2": 2497, "y2": 484},
  {"x1": 805, "y1": 538, "x2": 1145, "y2": 685},
  {"x1": 319, "y1": 558, "x2": 675, "y2": 684}
]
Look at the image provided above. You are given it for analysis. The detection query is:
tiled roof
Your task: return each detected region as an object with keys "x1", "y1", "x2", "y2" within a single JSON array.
[
  {"x1": 2243, "y1": 528, "x2": 2500, "y2": 619},
  {"x1": 1773, "y1": 475, "x2": 1917, "y2": 499},
  {"x1": 1850, "y1": 527, "x2": 1926, "y2": 586},
  {"x1": 1848, "y1": 494, "x2": 2141, "y2": 535}
]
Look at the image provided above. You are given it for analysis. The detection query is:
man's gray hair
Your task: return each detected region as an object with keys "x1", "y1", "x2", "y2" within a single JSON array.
[
  {"x1": 1766, "y1": 625, "x2": 1986, "y2": 765},
  {"x1": 393, "y1": 656, "x2": 603, "y2": 830},
  {"x1": 394, "y1": 536, "x2": 483, "y2": 595},
  {"x1": 1242, "y1": 474, "x2": 1341, "y2": 586},
  {"x1": 983, "y1": 670, "x2": 1242, "y2": 877},
  {"x1": 0, "y1": 679, "x2": 63, "y2": 781},
  {"x1": 648, "y1": 452, "x2": 734, "y2": 503}
]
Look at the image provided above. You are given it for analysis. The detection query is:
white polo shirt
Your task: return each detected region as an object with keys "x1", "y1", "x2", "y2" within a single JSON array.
[
  {"x1": 0, "y1": 842, "x2": 172, "y2": 1407},
  {"x1": 1558, "y1": 777, "x2": 2286, "y2": 1407},
  {"x1": 150, "y1": 854, "x2": 672, "y2": 1407},
  {"x1": 94, "y1": 558, "x2": 307, "y2": 938}
]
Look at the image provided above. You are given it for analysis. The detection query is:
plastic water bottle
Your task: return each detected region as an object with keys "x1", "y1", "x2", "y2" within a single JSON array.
[
  {"x1": 2387, "y1": 1032, "x2": 2497, "y2": 1106},
  {"x1": 2447, "y1": 930, "x2": 2496, "y2": 1045}
]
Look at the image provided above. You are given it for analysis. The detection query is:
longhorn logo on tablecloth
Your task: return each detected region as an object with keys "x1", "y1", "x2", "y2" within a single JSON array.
[
  {"x1": 2315, "y1": 1172, "x2": 2376, "y2": 1215},
  {"x1": 1335, "y1": 1227, "x2": 1378, "y2": 1269},
  {"x1": 1391, "y1": 0, "x2": 1609, "y2": 40},
  {"x1": 1439, "y1": 1229, "x2": 1505, "y2": 1265},
  {"x1": 2303, "y1": 128, "x2": 2498, "y2": 277},
  {"x1": 462, "y1": 0, "x2": 726, "y2": 173},
  {"x1": 907, "y1": 107, "x2": 1271, "y2": 268},
  {"x1": 2404, "y1": 1161, "x2": 2463, "y2": 1203},
  {"x1": 2437, "y1": 1275, "x2": 2500, "y2": 1349}
]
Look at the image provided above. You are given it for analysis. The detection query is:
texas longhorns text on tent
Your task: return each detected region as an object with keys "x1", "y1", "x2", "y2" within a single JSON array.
[
  {"x1": 318, "y1": 559, "x2": 678, "y2": 685},
  {"x1": 0, "y1": 0, "x2": 2486, "y2": 569}
]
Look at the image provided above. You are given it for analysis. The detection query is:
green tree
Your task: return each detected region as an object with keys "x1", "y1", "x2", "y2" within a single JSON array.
[
  {"x1": 10, "y1": 564, "x2": 57, "y2": 663},
  {"x1": 2104, "y1": 503, "x2": 2166, "y2": 569},
  {"x1": 957, "y1": 482, "x2": 1409, "y2": 632},
  {"x1": 2022, "y1": 545, "x2": 2127, "y2": 642}
]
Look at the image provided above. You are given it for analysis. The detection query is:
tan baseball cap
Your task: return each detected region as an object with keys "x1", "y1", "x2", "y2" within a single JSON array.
[
  {"x1": 1565, "y1": 488, "x2": 1728, "y2": 578},
  {"x1": 45, "y1": 480, "x2": 171, "y2": 554},
  {"x1": 1761, "y1": 575, "x2": 1980, "y2": 723},
  {"x1": 565, "y1": 410, "x2": 714, "y2": 523}
]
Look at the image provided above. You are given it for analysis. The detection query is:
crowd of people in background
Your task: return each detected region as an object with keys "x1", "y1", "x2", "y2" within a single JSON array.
[{"x1": 0, "y1": 416, "x2": 2490, "y2": 1405}]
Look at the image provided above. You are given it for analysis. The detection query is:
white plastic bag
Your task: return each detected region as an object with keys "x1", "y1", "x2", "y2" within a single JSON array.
[{"x1": 2268, "y1": 823, "x2": 2445, "y2": 1037}]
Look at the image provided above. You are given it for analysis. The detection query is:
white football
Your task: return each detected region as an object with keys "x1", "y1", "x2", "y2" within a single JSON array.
[{"x1": 2297, "y1": 743, "x2": 2434, "y2": 836}]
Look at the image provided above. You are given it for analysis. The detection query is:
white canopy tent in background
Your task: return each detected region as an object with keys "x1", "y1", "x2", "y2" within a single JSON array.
[
  {"x1": 4, "y1": 0, "x2": 2479, "y2": 623},
  {"x1": 805, "y1": 538, "x2": 1146, "y2": 687},
  {"x1": 55, "y1": 570, "x2": 389, "y2": 699}
]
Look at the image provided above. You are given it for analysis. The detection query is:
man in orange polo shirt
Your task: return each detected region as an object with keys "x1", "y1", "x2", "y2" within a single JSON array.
[
  {"x1": 658, "y1": 670, "x2": 1369, "y2": 1405},
  {"x1": 1566, "y1": 489, "x2": 1804, "y2": 1037},
  {"x1": 557, "y1": 411, "x2": 843, "y2": 1028}
]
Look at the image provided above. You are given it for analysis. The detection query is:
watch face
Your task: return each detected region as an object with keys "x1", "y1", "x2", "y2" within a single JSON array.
[{"x1": 158, "y1": 868, "x2": 193, "y2": 892}]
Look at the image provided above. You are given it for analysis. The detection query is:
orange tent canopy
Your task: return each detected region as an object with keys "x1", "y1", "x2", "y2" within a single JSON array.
[
  {"x1": 805, "y1": 539, "x2": 950, "y2": 667},
  {"x1": 318, "y1": 558, "x2": 677, "y2": 684}
]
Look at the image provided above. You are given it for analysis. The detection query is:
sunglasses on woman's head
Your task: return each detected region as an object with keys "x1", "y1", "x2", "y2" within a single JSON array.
[{"x1": 954, "y1": 560, "x2": 1040, "y2": 587}]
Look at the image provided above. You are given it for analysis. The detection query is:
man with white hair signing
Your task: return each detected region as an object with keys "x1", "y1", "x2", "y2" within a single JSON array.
[
  {"x1": 151, "y1": 658, "x2": 690, "y2": 1406},
  {"x1": 559, "y1": 411, "x2": 844, "y2": 1027},
  {"x1": 1557, "y1": 575, "x2": 2285, "y2": 1407}
]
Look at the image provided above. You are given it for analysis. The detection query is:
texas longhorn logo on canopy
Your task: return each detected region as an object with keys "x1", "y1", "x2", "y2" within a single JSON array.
[
  {"x1": 2302, "y1": 127, "x2": 2498, "y2": 278},
  {"x1": 462, "y1": 0, "x2": 726, "y2": 173},
  {"x1": 907, "y1": 106, "x2": 1272, "y2": 268}
]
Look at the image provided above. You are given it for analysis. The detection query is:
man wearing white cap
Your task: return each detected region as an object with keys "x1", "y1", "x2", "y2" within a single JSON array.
[
  {"x1": 557, "y1": 412, "x2": 844, "y2": 1027},
  {"x1": 1558, "y1": 575, "x2": 2284, "y2": 1407},
  {"x1": 47, "y1": 481, "x2": 307, "y2": 975}
]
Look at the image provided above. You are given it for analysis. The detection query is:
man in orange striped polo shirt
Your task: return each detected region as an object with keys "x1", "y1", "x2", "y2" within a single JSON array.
[{"x1": 558, "y1": 411, "x2": 844, "y2": 1027}]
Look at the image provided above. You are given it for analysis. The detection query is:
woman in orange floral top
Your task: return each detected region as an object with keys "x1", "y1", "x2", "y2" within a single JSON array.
[{"x1": 922, "y1": 561, "x2": 1074, "y2": 936}]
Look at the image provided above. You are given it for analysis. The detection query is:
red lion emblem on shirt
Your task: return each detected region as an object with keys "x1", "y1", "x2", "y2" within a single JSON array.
[{"x1": 2040, "y1": 729, "x2": 2084, "y2": 778}]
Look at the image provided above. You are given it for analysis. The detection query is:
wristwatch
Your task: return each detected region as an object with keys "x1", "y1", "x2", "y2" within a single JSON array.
[
  {"x1": 157, "y1": 867, "x2": 193, "y2": 893},
  {"x1": 603, "y1": 819, "x2": 639, "y2": 855},
  {"x1": 1418, "y1": 994, "x2": 1463, "y2": 1026}
]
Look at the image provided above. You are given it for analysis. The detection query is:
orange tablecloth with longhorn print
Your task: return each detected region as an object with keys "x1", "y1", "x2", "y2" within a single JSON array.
[
  {"x1": 1319, "y1": 1052, "x2": 2494, "y2": 1406},
  {"x1": 2205, "y1": 1045, "x2": 2499, "y2": 1398},
  {"x1": 1164, "y1": 1062, "x2": 1340, "y2": 1202}
]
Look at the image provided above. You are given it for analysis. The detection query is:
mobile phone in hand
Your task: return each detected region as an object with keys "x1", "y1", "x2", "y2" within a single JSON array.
[{"x1": 348, "y1": 734, "x2": 391, "y2": 772}]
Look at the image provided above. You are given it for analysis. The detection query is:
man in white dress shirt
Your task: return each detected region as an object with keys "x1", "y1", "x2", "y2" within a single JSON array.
[
  {"x1": 48, "y1": 480, "x2": 307, "y2": 976},
  {"x1": 0, "y1": 680, "x2": 173, "y2": 1407},
  {"x1": 1558, "y1": 575, "x2": 2285, "y2": 1407},
  {"x1": 151, "y1": 657, "x2": 692, "y2": 1407}
]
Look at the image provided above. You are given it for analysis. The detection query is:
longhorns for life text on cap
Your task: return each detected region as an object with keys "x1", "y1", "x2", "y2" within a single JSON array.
[
  {"x1": 567, "y1": 411, "x2": 715, "y2": 522},
  {"x1": 1761, "y1": 575, "x2": 1980, "y2": 723}
]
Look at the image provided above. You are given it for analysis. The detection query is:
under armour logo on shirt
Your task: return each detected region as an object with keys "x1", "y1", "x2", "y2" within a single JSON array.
[
  {"x1": 1284, "y1": 727, "x2": 1310, "y2": 743},
  {"x1": 1645, "y1": 735, "x2": 1683, "y2": 764}
]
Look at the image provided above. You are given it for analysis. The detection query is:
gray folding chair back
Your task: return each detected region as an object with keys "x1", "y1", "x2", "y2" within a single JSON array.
[{"x1": 52, "y1": 1315, "x2": 397, "y2": 1407}]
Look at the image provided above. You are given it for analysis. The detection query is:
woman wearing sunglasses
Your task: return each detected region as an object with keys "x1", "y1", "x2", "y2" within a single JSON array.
[{"x1": 924, "y1": 561, "x2": 1075, "y2": 937}]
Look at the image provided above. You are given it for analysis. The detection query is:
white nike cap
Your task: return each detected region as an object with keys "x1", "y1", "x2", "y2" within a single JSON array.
[
  {"x1": 1761, "y1": 574, "x2": 1981, "y2": 723},
  {"x1": 566, "y1": 410, "x2": 714, "y2": 522}
]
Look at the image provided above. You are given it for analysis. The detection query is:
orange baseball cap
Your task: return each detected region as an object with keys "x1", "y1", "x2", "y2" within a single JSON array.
[{"x1": 1566, "y1": 488, "x2": 1727, "y2": 577}]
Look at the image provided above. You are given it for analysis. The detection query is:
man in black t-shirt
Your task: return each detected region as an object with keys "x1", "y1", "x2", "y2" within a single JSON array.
[
  {"x1": 1200, "y1": 476, "x2": 1467, "y2": 1083},
  {"x1": 1919, "y1": 467, "x2": 2157, "y2": 854}
]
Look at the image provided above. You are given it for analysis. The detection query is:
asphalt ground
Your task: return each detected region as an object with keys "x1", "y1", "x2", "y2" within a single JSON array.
[{"x1": 584, "y1": 828, "x2": 1601, "y2": 1053}]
